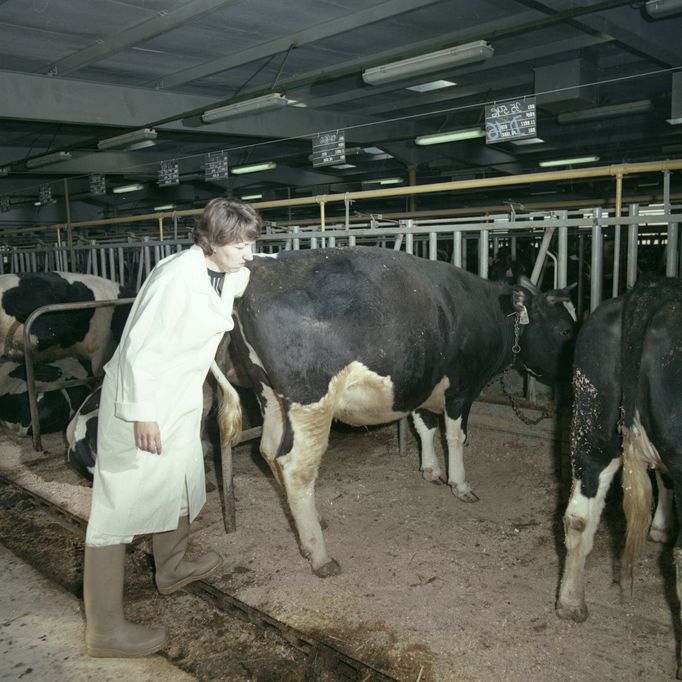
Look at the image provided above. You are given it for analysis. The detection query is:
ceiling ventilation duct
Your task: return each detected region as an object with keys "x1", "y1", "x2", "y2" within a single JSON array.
[{"x1": 534, "y1": 59, "x2": 596, "y2": 113}]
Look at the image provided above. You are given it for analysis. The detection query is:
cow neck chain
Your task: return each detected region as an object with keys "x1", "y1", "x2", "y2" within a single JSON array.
[{"x1": 511, "y1": 312, "x2": 521, "y2": 356}]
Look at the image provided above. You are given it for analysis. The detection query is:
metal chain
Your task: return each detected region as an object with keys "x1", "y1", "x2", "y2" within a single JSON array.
[{"x1": 499, "y1": 369, "x2": 555, "y2": 425}]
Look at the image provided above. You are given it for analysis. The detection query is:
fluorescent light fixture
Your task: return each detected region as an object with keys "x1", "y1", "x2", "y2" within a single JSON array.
[
  {"x1": 365, "y1": 177, "x2": 403, "y2": 185},
  {"x1": 33, "y1": 201, "x2": 41, "y2": 207},
  {"x1": 202, "y1": 94, "x2": 291, "y2": 123},
  {"x1": 362, "y1": 40, "x2": 494, "y2": 86},
  {"x1": 406, "y1": 79, "x2": 456, "y2": 93},
  {"x1": 556, "y1": 100, "x2": 652, "y2": 124},
  {"x1": 539, "y1": 155, "x2": 600, "y2": 168},
  {"x1": 25, "y1": 151, "x2": 72, "y2": 169},
  {"x1": 153, "y1": 204, "x2": 175, "y2": 211},
  {"x1": 98, "y1": 128, "x2": 157, "y2": 150},
  {"x1": 112, "y1": 183, "x2": 144, "y2": 194},
  {"x1": 240, "y1": 193, "x2": 263, "y2": 201},
  {"x1": 231, "y1": 161, "x2": 277, "y2": 175},
  {"x1": 363, "y1": 147, "x2": 385, "y2": 155},
  {"x1": 510, "y1": 137, "x2": 545, "y2": 146},
  {"x1": 645, "y1": 0, "x2": 682, "y2": 17},
  {"x1": 415, "y1": 127, "x2": 485, "y2": 145},
  {"x1": 331, "y1": 163, "x2": 356, "y2": 169}
]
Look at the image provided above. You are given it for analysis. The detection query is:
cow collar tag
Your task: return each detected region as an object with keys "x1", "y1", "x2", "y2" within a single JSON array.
[{"x1": 518, "y1": 306, "x2": 530, "y2": 325}]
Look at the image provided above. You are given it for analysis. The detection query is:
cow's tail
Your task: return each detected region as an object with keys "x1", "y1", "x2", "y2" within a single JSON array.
[
  {"x1": 210, "y1": 360, "x2": 242, "y2": 447},
  {"x1": 620, "y1": 419, "x2": 652, "y2": 593}
]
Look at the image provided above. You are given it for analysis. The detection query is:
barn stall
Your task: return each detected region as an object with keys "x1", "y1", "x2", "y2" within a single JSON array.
[{"x1": 0, "y1": 193, "x2": 681, "y2": 679}]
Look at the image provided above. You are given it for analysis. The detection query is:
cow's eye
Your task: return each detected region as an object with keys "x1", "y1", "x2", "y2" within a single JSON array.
[{"x1": 560, "y1": 329, "x2": 572, "y2": 337}]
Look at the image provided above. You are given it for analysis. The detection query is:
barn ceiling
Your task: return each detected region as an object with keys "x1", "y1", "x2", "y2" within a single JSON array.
[{"x1": 0, "y1": 0, "x2": 681, "y2": 227}]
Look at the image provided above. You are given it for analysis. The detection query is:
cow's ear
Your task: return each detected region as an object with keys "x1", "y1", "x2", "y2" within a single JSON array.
[{"x1": 545, "y1": 283, "x2": 577, "y2": 306}]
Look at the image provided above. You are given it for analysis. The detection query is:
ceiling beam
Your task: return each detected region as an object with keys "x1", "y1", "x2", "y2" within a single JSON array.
[
  {"x1": 150, "y1": 0, "x2": 444, "y2": 90},
  {"x1": 44, "y1": 0, "x2": 240, "y2": 76}
]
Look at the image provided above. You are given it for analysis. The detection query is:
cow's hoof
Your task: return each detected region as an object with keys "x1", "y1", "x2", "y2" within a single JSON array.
[
  {"x1": 421, "y1": 467, "x2": 442, "y2": 483},
  {"x1": 450, "y1": 485, "x2": 479, "y2": 502},
  {"x1": 556, "y1": 601, "x2": 588, "y2": 623},
  {"x1": 313, "y1": 559, "x2": 341, "y2": 578},
  {"x1": 648, "y1": 526, "x2": 672, "y2": 544}
]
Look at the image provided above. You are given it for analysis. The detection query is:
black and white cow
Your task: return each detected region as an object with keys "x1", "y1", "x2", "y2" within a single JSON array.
[
  {"x1": 0, "y1": 357, "x2": 93, "y2": 436},
  {"x1": 65, "y1": 385, "x2": 101, "y2": 480},
  {"x1": 220, "y1": 247, "x2": 576, "y2": 576},
  {"x1": 556, "y1": 277, "x2": 682, "y2": 677},
  {"x1": 0, "y1": 272, "x2": 132, "y2": 373}
]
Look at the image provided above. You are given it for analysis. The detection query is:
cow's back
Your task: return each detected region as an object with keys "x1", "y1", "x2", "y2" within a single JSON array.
[{"x1": 237, "y1": 247, "x2": 506, "y2": 409}]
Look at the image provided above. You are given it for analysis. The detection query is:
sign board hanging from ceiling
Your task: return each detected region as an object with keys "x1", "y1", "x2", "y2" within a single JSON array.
[
  {"x1": 158, "y1": 160, "x2": 179, "y2": 187},
  {"x1": 485, "y1": 97, "x2": 537, "y2": 143},
  {"x1": 312, "y1": 131, "x2": 346, "y2": 167},
  {"x1": 89, "y1": 174, "x2": 106, "y2": 196},
  {"x1": 205, "y1": 151, "x2": 229, "y2": 181}
]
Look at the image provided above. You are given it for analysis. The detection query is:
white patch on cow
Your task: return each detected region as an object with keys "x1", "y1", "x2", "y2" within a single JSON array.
[
  {"x1": 412, "y1": 411, "x2": 441, "y2": 481},
  {"x1": 626, "y1": 410, "x2": 664, "y2": 471},
  {"x1": 557, "y1": 457, "x2": 621, "y2": 620},
  {"x1": 650, "y1": 469, "x2": 673, "y2": 544}
]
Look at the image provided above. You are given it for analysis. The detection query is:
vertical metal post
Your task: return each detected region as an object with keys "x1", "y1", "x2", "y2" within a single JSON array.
[
  {"x1": 479, "y1": 229, "x2": 489, "y2": 278},
  {"x1": 63, "y1": 179, "x2": 76, "y2": 272},
  {"x1": 429, "y1": 232, "x2": 437, "y2": 261},
  {"x1": 664, "y1": 170, "x2": 679, "y2": 277},
  {"x1": 612, "y1": 174, "x2": 623, "y2": 297},
  {"x1": 626, "y1": 204, "x2": 639, "y2": 289},
  {"x1": 452, "y1": 231, "x2": 462, "y2": 267},
  {"x1": 557, "y1": 212, "x2": 568, "y2": 288},
  {"x1": 590, "y1": 208, "x2": 603, "y2": 311},
  {"x1": 405, "y1": 220, "x2": 414, "y2": 255},
  {"x1": 510, "y1": 235, "x2": 517, "y2": 260},
  {"x1": 292, "y1": 225, "x2": 300, "y2": 251}
]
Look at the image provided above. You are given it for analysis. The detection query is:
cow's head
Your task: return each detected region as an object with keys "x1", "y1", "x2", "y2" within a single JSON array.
[{"x1": 511, "y1": 276, "x2": 577, "y2": 383}]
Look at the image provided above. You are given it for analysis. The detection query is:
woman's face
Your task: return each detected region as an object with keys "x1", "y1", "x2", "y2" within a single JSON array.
[{"x1": 206, "y1": 240, "x2": 255, "y2": 272}]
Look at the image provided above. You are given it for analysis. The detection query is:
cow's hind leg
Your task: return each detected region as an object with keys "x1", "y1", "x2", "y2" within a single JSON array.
[
  {"x1": 556, "y1": 457, "x2": 621, "y2": 622},
  {"x1": 649, "y1": 470, "x2": 674, "y2": 544},
  {"x1": 277, "y1": 402, "x2": 339, "y2": 577},
  {"x1": 412, "y1": 409, "x2": 444, "y2": 483}
]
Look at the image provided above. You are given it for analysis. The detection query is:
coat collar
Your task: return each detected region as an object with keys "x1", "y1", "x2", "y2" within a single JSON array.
[{"x1": 187, "y1": 244, "x2": 242, "y2": 313}]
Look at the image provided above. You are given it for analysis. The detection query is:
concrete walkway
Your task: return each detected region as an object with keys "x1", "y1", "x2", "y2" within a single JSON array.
[{"x1": 0, "y1": 543, "x2": 195, "y2": 682}]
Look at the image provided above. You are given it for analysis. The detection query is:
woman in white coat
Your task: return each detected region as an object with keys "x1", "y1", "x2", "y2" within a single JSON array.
[{"x1": 83, "y1": 198, "x2": 262, "y2": 658}]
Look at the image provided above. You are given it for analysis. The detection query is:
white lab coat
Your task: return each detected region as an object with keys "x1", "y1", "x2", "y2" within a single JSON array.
[{"x1": 86, "y1": 245, "x2": 250, "y2": 541}]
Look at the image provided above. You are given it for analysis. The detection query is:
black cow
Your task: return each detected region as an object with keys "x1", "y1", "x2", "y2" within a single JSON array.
[
  {"x1": 222, "y1": 247, "x2": 576, "y2": 576},
  {"x1": 65, "y1": 384, "x2": 101, "y2": 479},
  {"x1": 556, "y1": 277, "x2": 682, "y2": 677},
  {"x1": 0, "y1": 272, "x2": 132, "y2": 373},
  {"x1": 0, "y1": 357, "x2": 92, "y2": 436}
]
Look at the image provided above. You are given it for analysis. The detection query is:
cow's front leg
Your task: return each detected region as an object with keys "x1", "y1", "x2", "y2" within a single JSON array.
[
  {"x1": 278, "y1": 403, "x2": 340, "y2": 578},
  {"x1": 556, "y1": 458, "x2": 621, "y2": 622},
  {"x1": 412, "y1": 409, "x2": 444, "y2": 483},
  {"x1": 444, "y1": 413, "x2": 477, "y2": 502}
]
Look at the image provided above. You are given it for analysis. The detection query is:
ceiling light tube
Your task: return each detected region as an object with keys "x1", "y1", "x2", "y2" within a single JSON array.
[
  {"x1": 153, "y1": 204, "x2": 175, "y2": 211},
  {"x1": 202, "y1": 94, "x2": 291, "y2": 123},
  {"x1": 240, "y1": 193, "x2": 263, "y2": 201},
  {"x1": 539, "y1": 156, "x2": 599, "y2": 168},
  {"x1": 415, "y1": 128, "x2": 486, "y2": 145},
  {"x1": 362, "y1": 41, "x2": 494, "y2": 86},
  {"x1": 364, "y1": 177, "x2": 403, "y2": 185},
  {"x1": 25, "y1": 151, "x2": 72, "y2": 169},
  {"x1": 645, "y1": 0, "x2": 682, "y2": 18},
  {"x1": 97, "y1": 128, "x2": 157, "y2": 150},
  {"x1": 557, "y1": 100, "x2": 653, "y2": 124},
  {"x1": 231, "y1": 161, "x2": 277, "y2": 175},
  {"x1": 112, "y1": 183, "x2": 144, "y2": 194}
]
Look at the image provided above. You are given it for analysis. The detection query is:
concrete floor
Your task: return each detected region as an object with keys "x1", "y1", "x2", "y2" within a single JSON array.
[{"x1": 0, "y1": 542, "x2": 195, "y2": 682}]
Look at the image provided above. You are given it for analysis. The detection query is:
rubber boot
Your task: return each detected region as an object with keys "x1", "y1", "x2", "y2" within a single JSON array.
[
  {"x1": 153, "y1": 516, "x2": 223, "y2": 595},
  {"x1": 84, "y1": 544, "x2": 168, "y2": 657}
]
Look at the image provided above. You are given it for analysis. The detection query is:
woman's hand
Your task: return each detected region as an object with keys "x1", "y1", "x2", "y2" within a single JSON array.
[{"x1": 134, "y1": 421, "x2": 162, "y2": 454}]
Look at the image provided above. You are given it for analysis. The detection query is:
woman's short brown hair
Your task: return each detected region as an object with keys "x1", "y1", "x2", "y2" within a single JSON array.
[{"x1": 193, "y1": 198, "x2": 262, "y2": 255}]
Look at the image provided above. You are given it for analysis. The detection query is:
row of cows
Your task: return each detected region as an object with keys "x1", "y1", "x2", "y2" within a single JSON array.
[{"x1": 1, "y1": 249, "x2": 680, "y2": 676}]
